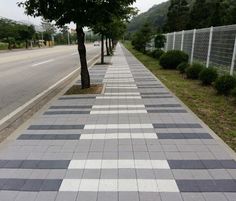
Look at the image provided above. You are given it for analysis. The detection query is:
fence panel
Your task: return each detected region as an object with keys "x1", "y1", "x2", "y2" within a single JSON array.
[
  {"x1": 164, "y1": 24, "x2": 236, "y2": 75},
  {"x1": 210, "y1": 25, "x2": 236, "y2": 74},
  {"x1": 182, "y1": 30, "x2": 194, "y2": 57},
  {"x1": 193, "y1": 28, "x2": 210, "y2": 65},
  {"x1": 174, "y1": 31, "x2": 182, "y2": 50}
]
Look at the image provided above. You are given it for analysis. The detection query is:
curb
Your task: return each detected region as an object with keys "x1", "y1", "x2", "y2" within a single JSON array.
[{"x1": 0, "y1": 53, "x2": 100, "y2": 143}]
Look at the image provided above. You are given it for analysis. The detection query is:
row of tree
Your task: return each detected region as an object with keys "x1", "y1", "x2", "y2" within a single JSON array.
[
  {"x1": 19, "y1": 0, "x2": 136, "y2": 88},
  {"x1": 165, "y1": 0, "x2": 236, "y2": 32},
  {"x1": 0, "y1": 18, "x2": 36, "y2": 49}
]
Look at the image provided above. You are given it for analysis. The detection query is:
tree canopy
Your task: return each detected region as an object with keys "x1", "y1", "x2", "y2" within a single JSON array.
[{"x1": 19, "y1": 0, "x2": 136, "y2": 88}]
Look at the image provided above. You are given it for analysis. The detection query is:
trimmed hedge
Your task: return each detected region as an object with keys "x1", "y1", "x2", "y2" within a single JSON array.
[
  {"x1": 199, "y1": 68, "x2": 218, "y2": 85},
  {"x1": 159, "y1": 50, "x2": 189, "y2": 69},
  {"x1": 177, "y1": 62, "x2": 189, "y2": 74},
  {"x1": 186, "y1": 63, "x2": 204, "y2": 79},
  {"x1": 214, "y1": 75, "x2": 236, "y2": 95}
]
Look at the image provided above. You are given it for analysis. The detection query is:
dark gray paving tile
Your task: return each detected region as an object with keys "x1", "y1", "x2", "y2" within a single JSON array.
[
  {"x1": 147, "y1": 109, "x2": 187, "y2": 113},
  {"x1": 177, "y1": 179, "x2": 236, "y2": 192},
  {"x1": 21, "y1": 179, "x2": 44, "y2": 191},
  {"x1": 40, "y1": 179, "x2": 62, "y2": 191},
  {"x1": 28, "y1": 125, "x2": 84, "y2": 130},
  {"x1": 145, "y1": 104, "x2": 182, "y2": 108},
  {"x1": 157, "y1": 133, "x2": 212, "y2": 139},
  {"x1": 2, "y1": 179, "x2": 26, "y2": 191},
  {"x1": 3, "y1": 160, "x2": 23, "y2": 168},
  {"x1": 141, "y1": 92, "x2": 170, "y2": 95},
  {"x1": 18, "y1": 134, "x2": 81, "y2": 140},
  {"x1": 59, "y1": 96, "x2": 96, "y2": 100},
  {"x1": 168, "y1": 160, "x2": 205, "y2": 169},
  {"x1": 37, "y1": 160, "x2": 70, "y2": 169},
  {"x1": 50, "y1": 106, "x2": 92, "y2": 109},
  {"x1": 44, "y1": 111, "x2": 90, "y2": 115},
  {"x1": 142, "y1": 96, "x2": 173, "y2": 99},
  {"x1": 153, "y1": 124, "x2": 202, "y2": 129},
  {"x1": 168, "y1": 160, "x2": 236, "y2": 169}
]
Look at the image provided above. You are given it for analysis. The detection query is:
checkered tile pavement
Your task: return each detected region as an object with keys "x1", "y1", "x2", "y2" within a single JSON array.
[{"x1": 0, "y1": 44, "x2": 236, "y2": 201}]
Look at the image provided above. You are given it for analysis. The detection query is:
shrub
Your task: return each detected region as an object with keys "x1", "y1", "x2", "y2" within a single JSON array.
[
  {"x1": 151, "y1": 49, "x2": 164, "y2": 59},
  {"x1": 199, "y1": 68, "x2": 218, "y2": 85},
  {"x1": 177, "y1": 62, "x2": 189, "y2": 74},
  {"x1": 186, "y1": 63, "x2": 204, "y2": 79},
  {"x1": 214, "y1": 75, "x2": 236, "y2": 95},
  {"x1": 231, "y1": 87, "x2": 236, "y2": 98},
  {"x1": 159, "y1": 50, "x2": 189, "y2": 69}
]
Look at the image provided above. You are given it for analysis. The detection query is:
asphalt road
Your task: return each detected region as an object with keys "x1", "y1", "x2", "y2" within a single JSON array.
[{"x1": 0, "y1": 44, "x2": 100, "y2": 120}]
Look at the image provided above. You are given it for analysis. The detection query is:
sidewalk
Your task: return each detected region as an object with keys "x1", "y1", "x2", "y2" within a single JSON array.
[{"x1": 0, "y1": 43, "x2": 235, "y2": 201}]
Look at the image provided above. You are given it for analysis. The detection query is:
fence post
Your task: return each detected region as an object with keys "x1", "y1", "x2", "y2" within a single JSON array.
[
  {"x1": 206, "y1": 26, "x2": 213, "y2": 68},
  {"x1": 173, "y1": 32, "x2": 176, "y2": 50},
  {"x1": 190, "y1": 29, "x2": 196, "y2": 64},
  {"x1": 165, "y1": 33, "x2": 168, "y2": 52},
  {"x1": 181, "y1": 30, "x2": 185, "y2": 51},
  {"x1": 230, "y1": 36, "x2": 236, "y2": 75}
]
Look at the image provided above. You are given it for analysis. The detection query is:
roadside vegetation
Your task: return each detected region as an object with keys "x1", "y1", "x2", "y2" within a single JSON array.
[{"x1": 124, "y1": 41, "x2": 236, "y2": 151}]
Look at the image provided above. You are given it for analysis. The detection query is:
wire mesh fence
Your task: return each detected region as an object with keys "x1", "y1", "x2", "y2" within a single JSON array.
[{"x1": 165, "y1": 24, "x2": 236, "y2": 75}]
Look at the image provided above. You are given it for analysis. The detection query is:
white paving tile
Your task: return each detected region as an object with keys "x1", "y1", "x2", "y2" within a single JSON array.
[
  {"x1": 59, "y1": 179, "x2": 80, "y2": 191},
  {"x1": 90, "y1": 110, "x2": 147, "y2": 114},
  {"x1": 156, "y1": 180, "x2": 179, "y2": 192},
  {"x1": 84, "y1": 124, "x2": 153, "y2": 130},
  {"x1": 137, "y1": 179, "x2": 158, "y2": 192},
  {"x1": 118, "y1": 179, "x2": 138, "y2": 191},
  {"x1": 79, "y1": 179, "x2": 99, "y2": 191},
  {"x1": 98, "y1": 179, "x2": 118, "y2": 191}
]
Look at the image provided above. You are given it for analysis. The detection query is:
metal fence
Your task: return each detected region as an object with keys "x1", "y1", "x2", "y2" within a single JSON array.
[{"x1": 164, "y1": 24, "x2": 236, "y2": 75}]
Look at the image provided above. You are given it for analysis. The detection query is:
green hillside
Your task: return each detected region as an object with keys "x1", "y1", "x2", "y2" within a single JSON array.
[{"x1": 127, "y1": 0, "x2": 194, "y2": 33}]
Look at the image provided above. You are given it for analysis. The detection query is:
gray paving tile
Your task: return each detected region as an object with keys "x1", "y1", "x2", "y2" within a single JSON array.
[
  {"x1": 119, "y1": 192, "x2": 139, "y2": 201},
  {"x1": 97, "y1": 192, "x2": 118, "y2": 201},
  {"x1": 76, "y1": 192, "x2": 97, "y2": 201},
  {"x1": 55, "y1": 192, "x2": 78, "y2": 201},
  {"x1": 147, "y1": 109, "x2": 187, "y2": 113}
]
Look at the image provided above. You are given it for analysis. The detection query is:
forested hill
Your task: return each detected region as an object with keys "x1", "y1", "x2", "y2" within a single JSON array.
[
  {"x1": 127, "y1": 0, "x2": 236, "y2": 33},
  {"x1": 127, "y1": 1, "x2": 170, "y2": 33}
]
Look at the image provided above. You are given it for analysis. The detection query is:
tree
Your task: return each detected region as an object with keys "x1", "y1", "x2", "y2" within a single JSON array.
[
  {"x1": 154, "y1": 33, "x2": 166, "y2": 49},
  {"x1": 19, "y1": 0, "x2": 136, "y2": 89},
  {"x1": 165, "y1": 0, "x2": 190, "y2": 32},
  {"x1": 131, "y1": 23, "x2": 153, "y2": 53},
  {"x1": 18, "y1": 25, "x2": 35, "y2": 48}
]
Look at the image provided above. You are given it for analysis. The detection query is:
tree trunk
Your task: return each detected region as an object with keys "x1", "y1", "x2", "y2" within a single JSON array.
[
  {"x1": 105, "y1": 37, "x2": 110, "y2": 56},
  {"x1": 101, "y1": 34, "x2": 104, "y2": 64},
  {"x1": 76, "y1": 24, "x2": 90, "y2": 89},
  {"x1": 109, "y1": 38, "x2": 112, "y2": 53},
  {"x1": 25, "y1": 40, "x2": 28, "y2": 49}
]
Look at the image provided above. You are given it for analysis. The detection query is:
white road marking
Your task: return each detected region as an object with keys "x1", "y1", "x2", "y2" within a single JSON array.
[{"x1": 32, "y1": 59, "x2": 54, "y2": 67}]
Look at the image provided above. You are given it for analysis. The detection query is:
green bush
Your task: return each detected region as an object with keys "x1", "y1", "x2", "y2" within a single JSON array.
[
  {"x1": 151, "y1": 49, "x2": 164, "y2": 59},
  {"x1": 231, "y1": 87, "x2": 236, "y2": 98},
  {"x1": 199, "y1": 68, "x2": 218, "y2": 85},
  {"x1": 214, "y1": 75, "x2": 236, "y2": 95},
  {"x1": 186, "y1": 63, "x2": 204, "y2": 79},
  {"x1": 159, "y1": 50, "x2": 189, "y2": 69},
  {"x1": 177, "y1": 62, "x2": 189, "y2": 74}
]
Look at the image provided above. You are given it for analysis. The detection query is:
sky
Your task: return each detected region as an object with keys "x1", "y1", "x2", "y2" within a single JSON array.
[{"x1": 0, "y1": 0, "x2": 167, "y2": 26}]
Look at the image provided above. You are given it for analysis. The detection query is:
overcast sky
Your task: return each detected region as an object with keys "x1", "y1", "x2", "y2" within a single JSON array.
[{"x1": 0, "y1": 0, "x2": 167, "y2": 26}]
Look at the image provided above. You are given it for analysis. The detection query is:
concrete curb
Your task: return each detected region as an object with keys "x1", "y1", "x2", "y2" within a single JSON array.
[{"x1": 0, "y1": 53, "x2": 100, "y2": 142}]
